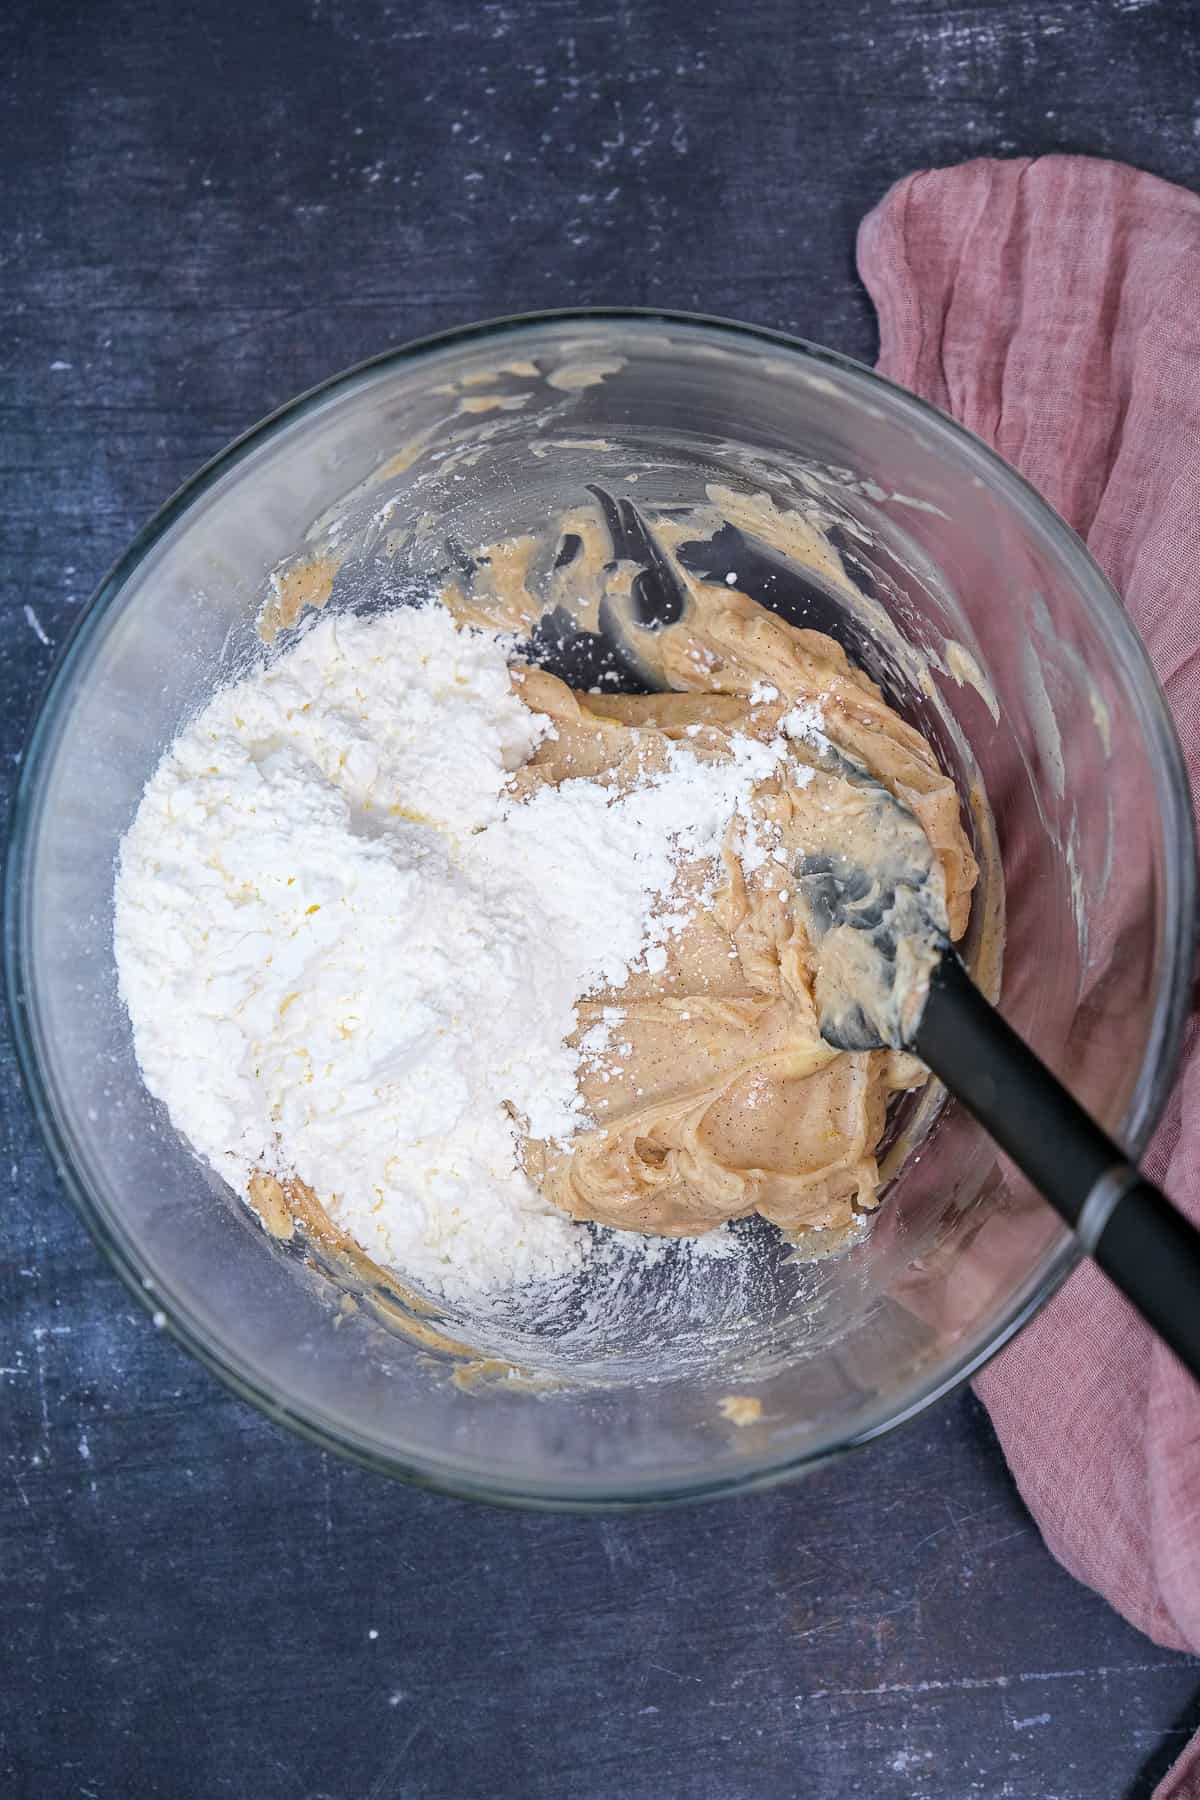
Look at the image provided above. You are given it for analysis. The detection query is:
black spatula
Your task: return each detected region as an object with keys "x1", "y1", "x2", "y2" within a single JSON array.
[{"x1": 794, "y1": 746, "x2": 1200, "y2": 1382}]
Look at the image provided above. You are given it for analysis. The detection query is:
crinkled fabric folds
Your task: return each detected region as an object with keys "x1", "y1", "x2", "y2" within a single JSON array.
[{"x1": 859, "y1": 155, "x2": 1200, "y2": 1799}]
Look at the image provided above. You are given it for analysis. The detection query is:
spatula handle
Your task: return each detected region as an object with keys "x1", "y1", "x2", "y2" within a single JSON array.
[
  {"x1": 1089, "y1": 1175, "x2": 1200, "y2": 1376},
  {"x1": 915, "y1": 952, "x2": 1200, "y2": 1380}
]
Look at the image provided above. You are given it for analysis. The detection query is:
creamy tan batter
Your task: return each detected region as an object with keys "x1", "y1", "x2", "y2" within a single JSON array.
[
  {"x1": 253, "y1": 481, "x2": 979, "y2": 1262},
  {"x1": 445, "y1": 497, "x2": 978, "y2": 1242}
]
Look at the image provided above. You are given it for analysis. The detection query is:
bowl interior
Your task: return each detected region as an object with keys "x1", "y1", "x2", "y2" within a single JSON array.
[{"x1": 8, "y1": 315, "x2": 1193, "y2": 1503}]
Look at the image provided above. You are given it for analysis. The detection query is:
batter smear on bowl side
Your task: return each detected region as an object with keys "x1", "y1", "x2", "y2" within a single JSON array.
[{"x1": 114, "y1": 491, "x2": 977, "y2": 1303}]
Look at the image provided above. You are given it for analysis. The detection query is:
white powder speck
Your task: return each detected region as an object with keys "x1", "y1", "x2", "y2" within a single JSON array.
[
  {"x1": 725, "y1": 570, "x2": 738, "y2": 585},
  {"x1": 890, "y1": 1751, "x2": 933, "y2": 1774},
  {"x1": 23, "y1": 605, "x2": 51, "y2": 647},
  {"x1": 781, "y1": 701, "x2": 826, "y2": 745}
]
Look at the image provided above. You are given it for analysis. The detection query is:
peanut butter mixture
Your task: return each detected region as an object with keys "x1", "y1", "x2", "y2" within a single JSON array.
[{"x1": 445, "y1": 493, "x2": 978, "y2": 1241}]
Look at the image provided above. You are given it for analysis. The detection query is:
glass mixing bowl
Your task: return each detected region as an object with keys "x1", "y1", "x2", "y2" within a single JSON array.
[{"x1": 6, "y1": 312, "x2": 1194, "y2": 1506}]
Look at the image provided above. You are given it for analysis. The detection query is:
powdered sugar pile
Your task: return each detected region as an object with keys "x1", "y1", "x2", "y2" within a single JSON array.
[{"x1": 114, "y1": 601, "x2": 819, "y2": 1301}]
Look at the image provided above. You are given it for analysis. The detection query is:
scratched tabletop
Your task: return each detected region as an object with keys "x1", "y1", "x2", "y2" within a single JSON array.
[{"x1": 4, "y1": 3, "x2": 1200, "y2": 1796}]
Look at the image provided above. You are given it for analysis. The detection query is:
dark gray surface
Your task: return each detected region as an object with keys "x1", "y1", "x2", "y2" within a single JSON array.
[{"x1": 3, "y1": 2, "x2": 1200, "y2": 1796}]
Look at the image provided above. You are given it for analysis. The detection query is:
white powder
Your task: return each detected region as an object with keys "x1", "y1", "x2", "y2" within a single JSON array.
[
  {"x1": 114, "y1": 601, "x2": 817, "y2": 1301},
  {"x1": 781, "y1": 701, "x2": 827, "y2": 747}
]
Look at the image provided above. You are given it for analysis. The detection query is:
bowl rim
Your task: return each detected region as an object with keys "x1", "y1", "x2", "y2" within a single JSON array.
[{"x1": 6, "y1": 305, "x2": 1196, "y2": 1507}]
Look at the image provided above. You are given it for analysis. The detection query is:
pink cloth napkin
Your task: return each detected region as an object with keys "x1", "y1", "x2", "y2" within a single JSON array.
[{"x1": 859, "y1": 155, "x2": 1200, "y2": 1798}]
